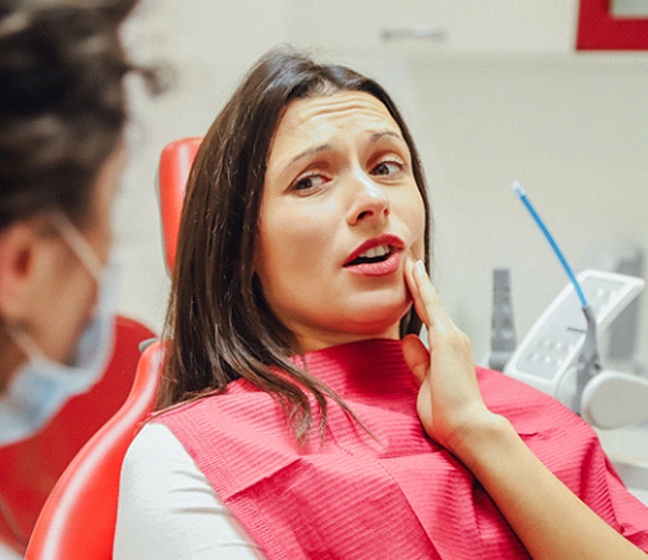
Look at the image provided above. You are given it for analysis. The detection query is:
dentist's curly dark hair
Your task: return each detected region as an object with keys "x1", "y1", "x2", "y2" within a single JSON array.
[{"x1": 0, "y1": 0, "x2": 158, "y2": 229}]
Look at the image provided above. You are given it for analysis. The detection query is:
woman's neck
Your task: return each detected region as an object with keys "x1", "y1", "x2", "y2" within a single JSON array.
[{"x1": 296, "y1": 325, "x2": 401, "y2": 354}]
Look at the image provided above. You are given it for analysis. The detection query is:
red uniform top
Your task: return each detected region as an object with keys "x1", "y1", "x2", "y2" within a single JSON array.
[{"x1": 160, "y1": 339, "x2": 648, "y2": 559}]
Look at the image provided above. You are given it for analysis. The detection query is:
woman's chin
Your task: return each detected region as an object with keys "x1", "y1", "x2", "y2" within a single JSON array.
[{"x1": 341, "y1": 302, "x2": 411, "y2": 337}]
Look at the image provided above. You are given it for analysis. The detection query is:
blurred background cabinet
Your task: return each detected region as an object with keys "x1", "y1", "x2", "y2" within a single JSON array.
[{"x1": 286, "y1": 0, "x2": 579, "y2": 56}]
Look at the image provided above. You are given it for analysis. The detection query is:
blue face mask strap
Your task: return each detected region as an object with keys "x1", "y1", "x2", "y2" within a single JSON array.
[
  {"x1": 4, "y1": 320, "x2": 47, "y2": 361},
  {"x1": 4, "y1": 212, "x2": 106, "y2": 361},
  {"x1": 50, "y1": 212, "x2": 104, "y2": 282}
]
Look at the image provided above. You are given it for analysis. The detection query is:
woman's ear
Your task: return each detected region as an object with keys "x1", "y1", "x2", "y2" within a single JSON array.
[{"x1": 0, "y1": 219, "x2": 51, "y2": 322}]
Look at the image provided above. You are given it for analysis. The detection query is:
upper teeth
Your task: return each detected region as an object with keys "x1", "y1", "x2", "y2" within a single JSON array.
[{"x1": 359, "y1": 244, "x2": 390, "y2": 259}]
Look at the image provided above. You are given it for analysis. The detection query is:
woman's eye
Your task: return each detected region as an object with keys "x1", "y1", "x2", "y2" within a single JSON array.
[
  {"x1": 371, "y1": 160, "x2": 402, "y2": 177},
  {"x1": 291, "y1": 173, "x2": 327, "y2": 192}
]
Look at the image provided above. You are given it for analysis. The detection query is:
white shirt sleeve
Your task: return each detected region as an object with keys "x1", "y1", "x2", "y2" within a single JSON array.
[{"x1": 114, "y1": 422, "x2": 264, "y2": 560}]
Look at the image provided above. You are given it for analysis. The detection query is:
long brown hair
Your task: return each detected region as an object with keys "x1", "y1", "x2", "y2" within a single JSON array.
[{"x1": 159, "y1": 48, "x2": 432, "y2": 441}]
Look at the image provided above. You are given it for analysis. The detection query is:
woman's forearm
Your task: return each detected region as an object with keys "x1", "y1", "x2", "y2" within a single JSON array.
[{"x1": 452, "y1": 413, "x2": 648, "y2": 560}]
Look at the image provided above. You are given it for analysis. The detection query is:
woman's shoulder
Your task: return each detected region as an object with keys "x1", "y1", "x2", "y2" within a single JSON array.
[
  {"x1": 116, "y1": 424, "x2": 264, "y2": 559},
  {"x1": 122, "y1": 422, "x2": 199, "y2": 478}
]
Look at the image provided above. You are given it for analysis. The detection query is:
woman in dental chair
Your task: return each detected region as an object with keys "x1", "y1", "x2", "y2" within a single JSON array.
[{"x1": 114, "y1": 49, "x2": 648, "y2": 559}]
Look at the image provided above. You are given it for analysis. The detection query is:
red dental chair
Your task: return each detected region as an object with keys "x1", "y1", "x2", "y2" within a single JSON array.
[
  {"x1": 158, "y1": 137, "x2": 202, "y2": 272},
  {"x1": 23, "y1": 137, "x2": 202, "y2": 560}
]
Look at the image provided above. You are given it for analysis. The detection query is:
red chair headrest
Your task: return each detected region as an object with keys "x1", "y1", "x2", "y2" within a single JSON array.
[{"x1": 158, "y1": 137, "x2": 202, "y2": 273}]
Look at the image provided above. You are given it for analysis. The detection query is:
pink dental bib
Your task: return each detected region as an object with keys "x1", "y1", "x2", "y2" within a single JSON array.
[{"x1": 159, "y1": 339, "x2": 648, "y2": 559}]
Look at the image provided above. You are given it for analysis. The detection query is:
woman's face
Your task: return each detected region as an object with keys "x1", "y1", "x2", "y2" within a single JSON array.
[{"x1": 255, "y1": 91, "x2": 426, "y2": 352}]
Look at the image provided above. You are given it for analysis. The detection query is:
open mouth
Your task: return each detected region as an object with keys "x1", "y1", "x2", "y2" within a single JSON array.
[{"x1": 345, "y1": 244, "x2": 393, "y2": 267}]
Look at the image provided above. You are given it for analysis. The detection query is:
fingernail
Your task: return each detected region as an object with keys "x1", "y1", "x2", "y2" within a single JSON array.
[{"x1": 414, "y1": 260, "x2": 426, "y2": 276}]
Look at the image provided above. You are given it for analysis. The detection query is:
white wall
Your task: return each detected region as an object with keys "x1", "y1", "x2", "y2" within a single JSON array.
[{"x1": 117, "y1": 0, "x2": 648, "y2": 371}]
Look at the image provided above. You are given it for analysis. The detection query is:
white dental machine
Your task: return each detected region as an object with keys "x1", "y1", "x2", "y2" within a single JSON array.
[{"x1": 489, "y1": 183, "x2": 648, "y2": 504}]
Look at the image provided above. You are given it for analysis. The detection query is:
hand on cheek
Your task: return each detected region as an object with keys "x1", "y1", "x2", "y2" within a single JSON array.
[{"x1": 402, "y1": 256, "x2": 490, "y2": 454}]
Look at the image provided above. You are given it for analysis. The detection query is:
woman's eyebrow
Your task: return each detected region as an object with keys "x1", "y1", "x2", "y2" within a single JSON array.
[
  {"x1": 369, "y1": 129, "x2": 406, "y2": 144},
  {"x1": 281, "y1": 129, "x2": 405, "y2": 175},
  {"x1": 287, "y1": 143, "x2": 332, "y2": 168}
]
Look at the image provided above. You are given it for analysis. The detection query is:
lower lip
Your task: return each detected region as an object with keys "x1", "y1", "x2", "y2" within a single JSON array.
[{"x1": 345, "y1": 251, "x2": 402, "y2": 277}]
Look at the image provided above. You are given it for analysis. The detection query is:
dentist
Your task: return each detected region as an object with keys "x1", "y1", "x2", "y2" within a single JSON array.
[{"x1": 0, "y1": 0, "x2": 153, "y2": 556}]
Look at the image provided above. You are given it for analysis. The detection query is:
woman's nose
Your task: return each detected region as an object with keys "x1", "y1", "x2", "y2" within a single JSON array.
[{"x1": 346, "y1": 172, "x2": 390, "y2": 226}]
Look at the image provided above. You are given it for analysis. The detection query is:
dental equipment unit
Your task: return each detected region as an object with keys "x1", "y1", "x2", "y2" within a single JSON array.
[{"x1": 493, "y1": 182, "x2": 648, "y2": 501}]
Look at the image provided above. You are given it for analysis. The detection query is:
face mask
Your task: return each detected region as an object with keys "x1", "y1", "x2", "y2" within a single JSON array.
[{"x1": 0, "y1": 214, "x2": 117, "y2": 446}]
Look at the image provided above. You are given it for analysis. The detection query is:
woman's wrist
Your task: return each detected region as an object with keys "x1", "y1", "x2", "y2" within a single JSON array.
[{"x1": 445, "y1": 408, "x2": 517, "y2": 472}]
